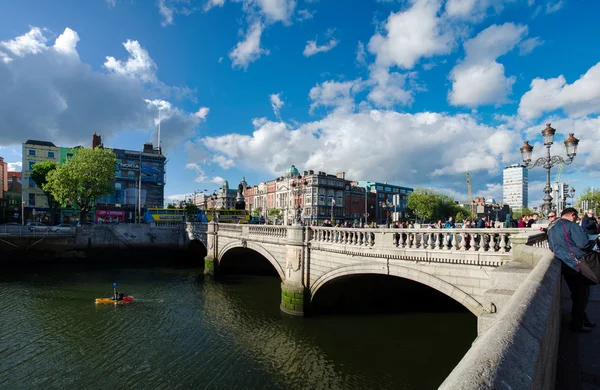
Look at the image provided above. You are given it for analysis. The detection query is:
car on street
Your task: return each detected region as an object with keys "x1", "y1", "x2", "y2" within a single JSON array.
[
  {"x1": 2, "y1": 222, "x2": 20, "y2": 226},
  {"x1": 50, "y1": 223, "x2": 73, "y2": 233},
  {"x1": 26, "y1": 222, "x2": 50, "y2": 232}
]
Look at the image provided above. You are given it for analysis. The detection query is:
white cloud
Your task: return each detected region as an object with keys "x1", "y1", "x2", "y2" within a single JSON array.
[
  {"x1": 210, "y1": 176, "x2": 227, "y2": 184},
  {"x1": 229, "y1": 22, "x2": 268, "y2": 70},
  {"x1": 518, "y1": 62, "x2": 600, "y2": 120},
  {"x1": 1, "y1": 27, "x2": 47, "y2": 57},
  {"x1": 270, "y1": 93, "x2": 284, "y2": 118},
  {"x1": 204, "y1": 0, "x2": 226, "y2": 12},
  {"x1": 195, "y1": 107, "x2": 210, "y2": 120},
  {"x1": 53, "y1": 27, "x2": 80, "y2": 56},
  {"x1": 7, "y1": 162, "x2": 22, "y2": 171},
  {"x1": 308, "y1": 80, "x2": 361, "y2": 113},
  {"x1": 255, "y1": 0, "x2": 297, "y2": 23},
  {"x1": 545, "y1": 0, "x2": 564, "y2": 13},
  {"x1": 185, "y1": 162, "x2": 209, "y2": 183},
  {"x1": 104, "y1": 39, "x2": 158, "y2": 83},
  {"x1": 368, "y1": 0, "x2": 454, "y2": 69},
  {"x1": 356, "y1": 41, "x2": 366, "y2": 66},
  {"x1": 212, "y1": 155, "x2": 236, "y2": 169},
  {"x1": 0, "y1": 27, "x2": 201, "y2": 150},
  {"x1": 303, "y1": 38, "x2": 338, "y2": 57},
  {"x1": 518, "y1": 37, "x2": 543, "y2": 56},
  {"x1": 196, "y1": 110, "x2": 525, "y2": 190},
  {"x1": 444, "y1": 0, "x2": 514, "y2": 22},
  {"x1": 449, "y1": 23, "x2": 528, "y2": 107},
  {"x1": 296, "y1": 9, "x2": 315, "y2": 21},
  {"x1": 366, "y1": 65, "x2": 415, "y2": 107}
]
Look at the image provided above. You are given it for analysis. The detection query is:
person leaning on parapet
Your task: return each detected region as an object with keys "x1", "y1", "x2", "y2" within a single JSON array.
[
  {"x1": 547, "y1": 207, "x2": 596, "y2": 332},
  {"x1": 539, "y1": 212, "x2": 558, "y2": 234},
  {"x1": 581, "y1": 210, "x2": 598, "y2": 236}
]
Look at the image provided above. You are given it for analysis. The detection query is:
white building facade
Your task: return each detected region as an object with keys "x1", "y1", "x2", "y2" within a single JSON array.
[{"x1": 503, "y1": 164, "x2": 528, "y2": 211}]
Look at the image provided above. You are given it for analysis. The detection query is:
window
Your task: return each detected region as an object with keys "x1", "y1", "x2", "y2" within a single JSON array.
[
  {"x1": 29, "y1": 178, "x2": 36, "y2": 188},
  {"x1": 67, "y1": 153, "x2": 73, "y2": 159},
  {"x1": 28, "y1": 161, "x2": 35, "y2": 170},
  {"x1": 28, "y1": 149, "x2": 36, "y2": 156},
  {"x1": 29, "y1": 193, "x2": 36, "y2": 206},
  {"x1": 47, "y1": 151, "x2": 55, "y2": 158},
  {"x1": 115, "y1": 183, "x2": 122, "y2": 190}
]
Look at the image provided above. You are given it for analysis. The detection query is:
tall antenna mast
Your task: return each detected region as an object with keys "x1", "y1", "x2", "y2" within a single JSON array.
[{"x1": 157, "y1": 108, "x2": 161, "y2": 154}]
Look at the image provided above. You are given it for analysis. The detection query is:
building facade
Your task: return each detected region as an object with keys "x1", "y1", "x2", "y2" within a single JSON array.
[
  {"x1": 241, "y1": 166, "x2": 415, "y2": 225},
  {"x1": 22, "y1": 140, "x2": 60, "y2": 223},
  {"x1": 0, "y1": 156, "x2": 7, "y2": 199},
  {"x1": 96, "y1": 142, "x2": 166, "y2": 223},
  {"x1": 503, "y1": 164, "x2": 528, "y2": 211},
  {"x1": 354, "y1": 181, "x2": 413, "y2": 224}
]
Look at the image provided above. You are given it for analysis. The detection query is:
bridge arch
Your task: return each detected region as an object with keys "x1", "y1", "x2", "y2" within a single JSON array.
[
  {"x1": 187, "y1": 239, "x2": 207, "y2": 259},
  {"x1": 218, "y1": 241, "x2": 285, "y2": 281},
  {"x1": 310, "y1": 264, "x2": 483, "y2": 316}
]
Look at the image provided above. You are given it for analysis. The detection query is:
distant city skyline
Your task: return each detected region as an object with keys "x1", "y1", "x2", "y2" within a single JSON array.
[{"x1": 0, "y1": 0, "x2": 599, "y2": 209}]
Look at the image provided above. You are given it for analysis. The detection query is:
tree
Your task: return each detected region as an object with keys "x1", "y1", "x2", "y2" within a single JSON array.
[
  {"x1": 576, "y1": 187, "x2": 600, "y2": 215},
  {"x1": 407, "y1": 188, "x2": 440, "y2": 222},
  {"x1": 251, "y1": 208, "x2": 260, "y2": 217},
  {"x1": 185, "y1": 203, "x2": 199, "y2": 220},
  {"x1": 166, "y1": 203, "x2": 177, "y2": 209},
  {"x1": 268, "y1": 208, "x2": 282, "y2": 221},
  {"x1": 511, "y1": 207, "x2": 536, "y2": 220},
  {"x1": 46, "y1": 147, "x2": 117, "y2": 222},
  {"x1": 31, "y1": 161, "x2": 60, "y2": 223}
]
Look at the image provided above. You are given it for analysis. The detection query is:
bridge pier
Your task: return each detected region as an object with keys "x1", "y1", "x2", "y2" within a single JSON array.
[
  {"x1": 280, "y1": 224, "x2": 307, "y2": 316},
  {"x1": 204, "y1": 222, "x2": 218, "y2": 275}
]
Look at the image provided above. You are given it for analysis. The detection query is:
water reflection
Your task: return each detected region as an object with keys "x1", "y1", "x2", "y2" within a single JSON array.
[{"x1": 0, "y1": 260, "x2": 475, "y2": 389}]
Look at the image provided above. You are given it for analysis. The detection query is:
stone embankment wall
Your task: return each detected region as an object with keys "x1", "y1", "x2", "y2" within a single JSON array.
[
  {"x1": 75, "y1": 224, "x2": 186, "y2": 248},
  {"x1": 439, "y1": 247, "x2": 561, "y2": 389}
]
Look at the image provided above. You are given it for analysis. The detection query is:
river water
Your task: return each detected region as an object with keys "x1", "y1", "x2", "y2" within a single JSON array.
[{"x1": 0, "y1": 260, "x2": 475, "y2": 389}]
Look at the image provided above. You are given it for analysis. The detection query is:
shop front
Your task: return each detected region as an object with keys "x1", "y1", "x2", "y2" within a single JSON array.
[{"x1": 95, "y1": 210, "x2": 125, "y2": 224}]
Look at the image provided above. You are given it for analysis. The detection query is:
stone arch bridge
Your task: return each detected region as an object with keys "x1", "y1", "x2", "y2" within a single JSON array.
[{"x1": 186, "y1": 222, "x2": 547, "y2": 333}]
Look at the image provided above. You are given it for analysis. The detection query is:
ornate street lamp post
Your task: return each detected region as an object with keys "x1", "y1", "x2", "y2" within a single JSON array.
[
  {"x1": 519, "y1": 124, "x2": 579, "y2": 218},
  {"x1": 291, "y1": 175, "x2": 308, "y2": 225}
]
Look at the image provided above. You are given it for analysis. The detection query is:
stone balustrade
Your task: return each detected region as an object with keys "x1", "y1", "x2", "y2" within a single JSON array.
[
  {"x1": 248, "y1": 225, "x2": 287, "y2": 238},
  {"x1": 308, "y1": 226, "x2": 530, "y2": 254}
]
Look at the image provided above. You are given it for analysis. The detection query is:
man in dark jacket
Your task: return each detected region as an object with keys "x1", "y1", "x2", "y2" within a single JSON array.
[
  {"x1": 548, "y1": 207, "x2": 595, "y2": 331},
  {"x1": 581, "y1": 210, "x2": 598, "y2": 236}
]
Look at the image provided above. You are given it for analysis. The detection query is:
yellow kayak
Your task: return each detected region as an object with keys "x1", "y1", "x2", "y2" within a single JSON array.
[{"x1": 95, "y1": 296, "x2": 133, "y2": 304}]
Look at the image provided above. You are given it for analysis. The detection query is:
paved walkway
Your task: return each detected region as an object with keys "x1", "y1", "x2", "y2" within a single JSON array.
[{"x1": 556, "y1": 283, "x2": 600, "y2": 389}]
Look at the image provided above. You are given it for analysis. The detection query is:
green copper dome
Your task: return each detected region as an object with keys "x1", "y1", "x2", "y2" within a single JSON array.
[{"x1": 286, "y1": 165, "x2": 299, "y2": 175}]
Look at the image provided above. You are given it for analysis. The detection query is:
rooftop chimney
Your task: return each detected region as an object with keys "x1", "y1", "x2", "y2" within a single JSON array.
[{"x1": 92, "y1": 133, "x2": 103, "y2": 149}]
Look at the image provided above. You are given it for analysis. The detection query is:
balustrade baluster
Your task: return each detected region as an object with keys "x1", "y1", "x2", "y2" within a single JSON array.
[
  {"x1": 499, "y1": 233, "x2": 507, "y2": 252},
  {"x1": 452, "y1": 232, "x2": 459, "y2": 250},
  {"x1": 459, "y1": 232, "x2": 467, "y2": 251}
]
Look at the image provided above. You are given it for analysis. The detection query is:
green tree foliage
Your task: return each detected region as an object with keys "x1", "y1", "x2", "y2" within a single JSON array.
[
  {"x1": 251, "y1": 208, "x2": 260, "y2": 217},
  {"x1": 185, "y1": 203, "x2": 199, "y2": 220},
  {"x1": 511, "y1": 207, "x2": 536, "y2": 220},
  {"x1": 46, "y1": 147, "x2": 117, "y2": 222},
  {"x1": 407, "y1": 188, "x2": 470, "y2": 223},
  {"x1": 166, "y1": 203, "x2": 177, "y2": 209},
  {"x1": 268, "y1": 208, "x2": 282, "y2": 220},
  {"x1": 407, "y1": 188, "x2": 439, "y2": 222},
  {"x1": 576, "y1": 187, "x2": 600, "y2": 214},
  {"x1": 32, "y1": 161, "x2": 60, "y2": 222}
]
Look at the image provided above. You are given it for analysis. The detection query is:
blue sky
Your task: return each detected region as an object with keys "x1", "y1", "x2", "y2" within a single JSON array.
[{"x1": 1, "y1": 0, "x2": 599, "y2": 206}]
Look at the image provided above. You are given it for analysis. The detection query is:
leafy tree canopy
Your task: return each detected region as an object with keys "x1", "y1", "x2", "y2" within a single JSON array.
[
  {"x1": 32, "y1": 161, "x2": 60, "y2": 213},
  {"x1": 576, "y1": 187, "x2": 600, "y2": 214},
  {"x1": 46, "y1": 147, "x2": 117, "y2": 221},
  {"x1": 407, "y1": 188, "x2": 472, "y2": 223}
]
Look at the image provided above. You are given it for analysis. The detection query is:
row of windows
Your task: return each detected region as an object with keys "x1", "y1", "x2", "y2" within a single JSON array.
[{"x1": 27, "y1": 149, "x2": 65, "y2": 159}]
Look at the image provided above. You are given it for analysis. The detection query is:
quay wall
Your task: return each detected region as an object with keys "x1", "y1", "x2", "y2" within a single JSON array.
[{"x1": 440, "y1": 248, "x2": 561, "y2": 390}]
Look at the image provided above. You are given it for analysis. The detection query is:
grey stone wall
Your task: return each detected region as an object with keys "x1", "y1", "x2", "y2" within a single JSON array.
[{"x1": 439, "y1": 249, "x2": 561, "y2": 390}]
